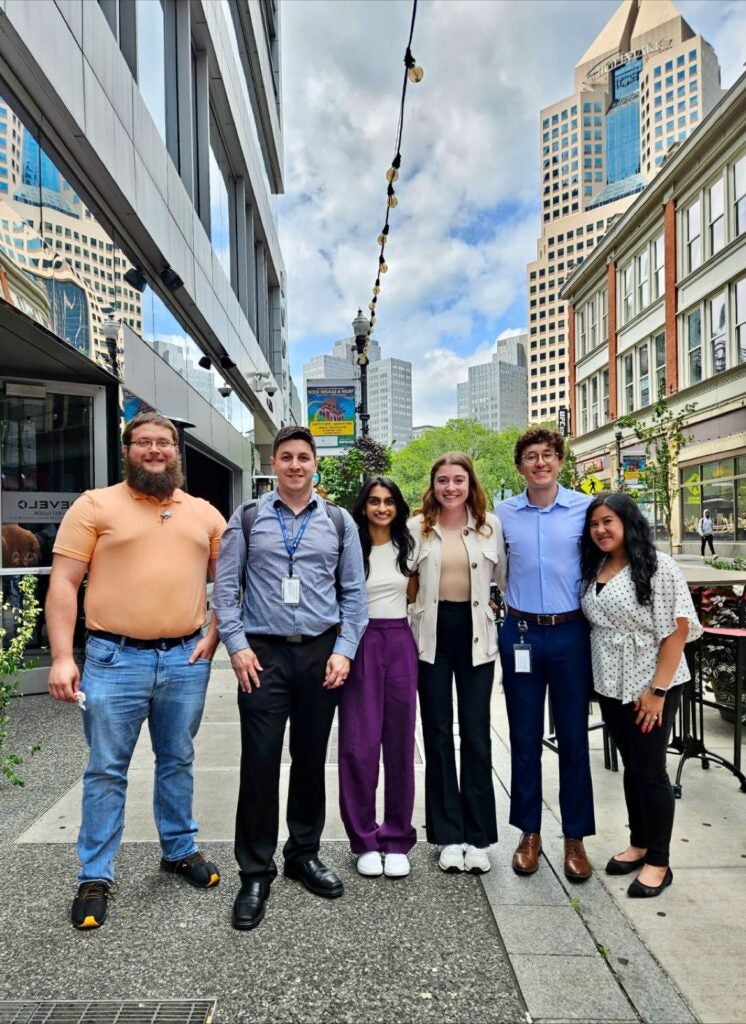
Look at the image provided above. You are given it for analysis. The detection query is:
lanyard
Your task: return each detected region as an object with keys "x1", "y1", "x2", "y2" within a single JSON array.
[{"x1": 275, "y1": 505, "x2": 314, "y2": 577}]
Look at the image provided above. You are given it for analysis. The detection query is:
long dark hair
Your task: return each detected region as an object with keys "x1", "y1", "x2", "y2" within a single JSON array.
[
  {"x1": 352, "y1": 477, "x2": 415, "y2": 578},
  {"x1": 580, "y1": 492, "x2": 658, "y2": 606}
]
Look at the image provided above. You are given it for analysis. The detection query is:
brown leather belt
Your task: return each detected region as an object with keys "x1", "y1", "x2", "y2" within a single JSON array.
[{"x1": 507, "y1": 607, "x2": 585, "y2": 626}]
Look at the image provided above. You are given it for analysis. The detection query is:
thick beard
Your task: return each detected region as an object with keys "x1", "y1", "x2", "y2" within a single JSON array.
[{"x1": 125, "y1": 454, "x2": 184, "y2": 498}]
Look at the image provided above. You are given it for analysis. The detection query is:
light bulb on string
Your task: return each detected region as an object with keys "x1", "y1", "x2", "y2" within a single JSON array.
[
  {"x1": 385, "y1": 166, "x2": 399, "y2": 183},
  {"x1": 379, "y1": 259, "x2": 388, "y2": 274},
  {"x1": 408, "y1": 65, "x2": 424, "y2": 83},
  {"x1": 387, "y1": 194, "x2": 398, "y2": 209},
  {"x1": 373, "y1": 284, "x2": 381, "y2": 295},
  {"x1": 377, "y1": 233, "x2": 388, "y2": 246}
]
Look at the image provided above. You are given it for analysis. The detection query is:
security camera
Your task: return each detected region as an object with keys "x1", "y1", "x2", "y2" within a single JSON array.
[
  {"x1": 218, "y1": 384, "x2": 232, "y2": 398},
  {"x1": 264, "y1": 383, "x2": 277, "y2": 397}
]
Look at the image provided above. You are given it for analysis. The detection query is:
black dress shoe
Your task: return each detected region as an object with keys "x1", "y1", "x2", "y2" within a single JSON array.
[
  {"x1": 232, "y1": 880, "x2": 270, "y2": 930},
  {"x1": 627, "y1": 867, "x2": 673, "y2": 899},
  {"x1": 605, "y1": 854, "x2": 646, "y2": 876},
  {"x1": 284, "y1": 857, "x2": 344, "y2": 899}
]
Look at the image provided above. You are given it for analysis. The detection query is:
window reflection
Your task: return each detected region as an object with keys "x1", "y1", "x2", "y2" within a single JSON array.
[
  {"x1": 209, "y1": 116, "x2": 233, "y2": 282},
  {"x1": 136, "y1": 0, "x2": 167, "y2": 143}
]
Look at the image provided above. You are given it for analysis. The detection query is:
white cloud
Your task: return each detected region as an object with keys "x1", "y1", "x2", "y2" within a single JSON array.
[{"x1": 279, "y1": 0, "x2": 746, "y2": 424}]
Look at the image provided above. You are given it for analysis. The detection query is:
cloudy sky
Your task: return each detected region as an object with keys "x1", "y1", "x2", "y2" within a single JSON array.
[{"x1": 277, "y1": 0, "x2": 746, "y2": 425}]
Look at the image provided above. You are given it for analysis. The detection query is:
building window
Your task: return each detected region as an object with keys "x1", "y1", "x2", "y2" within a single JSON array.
[
  {"x1": 601, "y1": 288, "x2": 608, "y2": 342},
  {"x1": 136, "y1": 0, "x2": 166, "y2": 142},
  {"x1": 621, "y1": 262, "x2": 633, "y2": 323},
  {"x1": 654, "y1": 331, "x2": 666, "y2": 396},
  {"x1": 734, "y1": 154, "x2": 746, "y2": 237},
  {"x1": 707, "y1": 178, "x2": 724, "y2": 255},
  {"x1": 687, "y1": 308, "x2": 702, "y2": 384},
  {"x1": 638, "y1": 342, "x2": 650, "y2": 406},
  {"x1": 589, "y1": 295, "x2": 598, "y2": 348},
  {"x1": 209, "y1": 111, "x2": 236, "y2": 286},
  {"x1": 735, "y1": 276, "x2": 746, "y2": 363},
  {"x1": 707, "y1": 292, "x2": 727, "y2": 373},
  {"x1": 636, "y1": 248, "x2": 649, "y2": 310},
  {"x1": 623, "y1": 353, "x2": 634, "y2": 413},
  {"x1": 685, "y1": 200, "x2": 701, "y2": 273},
  {"x1": 579, "y1": 381, "x2": 588, "y2": 434},
  {"x1": 590, "y1": 375, "x2": 599, "y2": 429},
  {"x1": 652, "y1": 234, "x2": 664, "y2": 299},
  {"x1": 577, "y1": 309, "x2": 586, "y2": 356}
]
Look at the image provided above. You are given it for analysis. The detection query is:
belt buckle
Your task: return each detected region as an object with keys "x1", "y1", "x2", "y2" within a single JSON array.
[
  {"x1": 287, "y1": 634, "x2": 303, "y2": 644},
  {"x1": 537, "y1": 613, "x2": 556, "y2": 627}
]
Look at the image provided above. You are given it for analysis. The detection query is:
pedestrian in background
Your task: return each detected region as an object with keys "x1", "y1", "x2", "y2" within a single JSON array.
[
  {"x1": 581, "y1": 492, "x2": 702, "y2": 898},
  {"x1": 47, "y1": 411, "x2": 225, "y2": 930},
  {"x1": 697, "y1": 508, "x2": 715, "y2": 557},
  {"x1": 338, "y1": 477, "x2": 419, "y2": 879},
  {"x1": 408, "y1": 452, "x2": 505, "y2": 875},
  {"x1": 212, "y1": 425, "x2": 367, "y2": 931},
  {"x1": 495, "y1": 428, "x2": 595, "y2": 882}
]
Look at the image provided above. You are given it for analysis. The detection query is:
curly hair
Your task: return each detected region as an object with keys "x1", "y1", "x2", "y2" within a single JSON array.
[
  {"x1": 351, "y1": 477, "x2": 415, "y2": 578},
  {"x1": 418, "y1": 452, "x2": 491, "y2": 538},
  {"x1": 514, "y1": 428, "x2": 564, "y2": 466},
  {"x1": 580, "y1": 492, "x2": 658, "y2": 606}
]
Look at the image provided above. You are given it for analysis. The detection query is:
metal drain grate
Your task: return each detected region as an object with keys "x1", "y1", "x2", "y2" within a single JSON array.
[{"x1": 0, "y1": 1002, "x2": 216, "y2": 1024}]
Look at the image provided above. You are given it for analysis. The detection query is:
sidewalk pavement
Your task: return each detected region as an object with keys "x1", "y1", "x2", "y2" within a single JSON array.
[{"x1": 3, "y1": 654, "x2": 746, "y2": 1023}]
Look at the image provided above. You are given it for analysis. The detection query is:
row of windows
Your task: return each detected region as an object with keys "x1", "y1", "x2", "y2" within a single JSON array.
[
  {"x1": 619, "y1": 234, "x2": 664, "y2": 326},
  {"x1": 683, "y1": 153, "x2": 746, "y2": 276},
  {"x1": 685, "y1": 277, "x2": 746, "y2": 384}
]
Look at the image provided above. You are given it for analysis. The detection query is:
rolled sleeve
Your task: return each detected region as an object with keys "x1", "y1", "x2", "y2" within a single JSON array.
[
  {"x1": 212, "y1": 506, "x2": 251, "y2": 655},
  {"x1": 652, "y1": 558, "x2": 703, "y2": 645},
  {"x1": 333, "y1": 511, "x2": 368, "y2": 658}
]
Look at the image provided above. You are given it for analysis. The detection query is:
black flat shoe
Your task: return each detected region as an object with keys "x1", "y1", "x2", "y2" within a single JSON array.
[
  {"x1": 605, "y1": 854, "x2": 646, "y2": 876},
  {"x1": 232, "y1": 880, "x2": 271, "y2": 930},
  {"x1": 627, "y1": 867, "x2": 673, "y2": 899},
  {"x1": 284, "y1": 857, "x2": 344, "y2": 899}
]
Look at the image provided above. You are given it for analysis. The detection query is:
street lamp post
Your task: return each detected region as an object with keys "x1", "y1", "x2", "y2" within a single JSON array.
[
  {"x1": 352, "y1": 308, "x2": 371, "y2": 438},
  {"x1": 614, "y1": 427, "x2": 625, "y2": 491}
]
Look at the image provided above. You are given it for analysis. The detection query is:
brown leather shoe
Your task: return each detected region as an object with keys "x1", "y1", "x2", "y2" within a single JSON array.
[
  {"x1": 564, "y1": 838, "x2": 592, "y2": 882},
  {"x1": 512, "y1": 832, "x2": 542, "y2": 875}
]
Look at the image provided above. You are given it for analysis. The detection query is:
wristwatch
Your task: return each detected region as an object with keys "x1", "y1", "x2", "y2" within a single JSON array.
[{"x1": 648, "y1": 684, "x2": 668, "y2": 697}]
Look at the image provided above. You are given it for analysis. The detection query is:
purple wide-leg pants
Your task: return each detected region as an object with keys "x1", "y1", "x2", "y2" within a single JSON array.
[{"x1": 338, "y1": 618, "x2": 418, "y2": 854}]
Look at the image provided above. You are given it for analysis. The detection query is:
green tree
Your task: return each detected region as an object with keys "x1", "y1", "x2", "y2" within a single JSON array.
[
  {"x1": 617, "y1": 396, "x2": 696, "y2": 554},
  {"x1": 1, "y1": 574, "x2": 41, "y2": 786},
  {"x1": 318, "y1": 437, "x2": 391, "y2": 511},
  {"x1": 390, "y1": 420, "x2": 524, "y2": 509}
]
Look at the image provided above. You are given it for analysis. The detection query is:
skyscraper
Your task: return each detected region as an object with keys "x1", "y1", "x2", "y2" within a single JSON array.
[
  {"x1": 527, "y1": 0, "x2": 722, "y2": 423},
  {"x1": 456, "y1": 333, "x2": 528, "y2": 431}
]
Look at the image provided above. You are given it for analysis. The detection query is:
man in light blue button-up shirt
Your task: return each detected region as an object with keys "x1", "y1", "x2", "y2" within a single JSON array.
[
  {"x1": 212, "y1": 426, "x2": 367, "y2": 930},
  {"x1": 495, "y1": 429, "x2": 595, "y2": 883}
]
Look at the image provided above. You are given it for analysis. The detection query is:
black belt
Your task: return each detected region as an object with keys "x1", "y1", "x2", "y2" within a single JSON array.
[
  {"x1": 248, "y1": 626, "x2": 337, "y2": 645},
  {"x1": 88, "y1": 629, "x2": 201, "y2": 651},
  {"x1": 507, "y1": 607, "x2": 585, "y2": 626}
]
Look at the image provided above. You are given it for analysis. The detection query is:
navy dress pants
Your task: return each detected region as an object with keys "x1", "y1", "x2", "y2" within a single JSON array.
[{"x1": 498, "y1": 614, "x2": 595, "y2": 839}]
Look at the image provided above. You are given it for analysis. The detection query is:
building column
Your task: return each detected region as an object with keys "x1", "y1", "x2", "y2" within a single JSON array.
[
  {"x1": 607, "y1": 260, "x2": 618, "y2": 420},
  {"x1": 663, "y1": 199, "x2": 678, "y2": 395}
]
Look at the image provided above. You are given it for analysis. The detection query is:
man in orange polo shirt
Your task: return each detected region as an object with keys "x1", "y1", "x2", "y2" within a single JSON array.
[{"x1": 46, "y1": 411, "x2": 226, "y2": 930}]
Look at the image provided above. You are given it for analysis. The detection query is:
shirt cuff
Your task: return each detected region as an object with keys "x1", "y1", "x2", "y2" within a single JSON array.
[
  {"x1": 332, "y1": 638, "x2": 357, "y2": 659},
  {"x1": 223, "y1": 632, "x2": 251, "y2": 656}
]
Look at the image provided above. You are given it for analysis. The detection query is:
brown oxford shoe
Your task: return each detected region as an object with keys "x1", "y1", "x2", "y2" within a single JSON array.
[
  {"x1": 512, "y1": 832, "x2": 542, "y2": 875},
  {"x1": 564, "y1": 838, "x2": 592, "y2": 882}
]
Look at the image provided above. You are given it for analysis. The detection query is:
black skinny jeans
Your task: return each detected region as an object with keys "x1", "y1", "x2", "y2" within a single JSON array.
[{"x1": 597, "y1": 686, "x2": 682, "y2": 866}]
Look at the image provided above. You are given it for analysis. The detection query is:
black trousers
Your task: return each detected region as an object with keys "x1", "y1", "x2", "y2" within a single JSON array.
[
  {"x1": 418, "y1": 602, "x2": 497, "y2": 847},
  {"x1": 597, "y1": 686, "x2": 682, "y2": 867},
  {"x1": 700, "y1": 535, "x2": 715, "y2": 556},
  {"x1": 235, "y1": 629, "x2": 338, "y2": 880}
]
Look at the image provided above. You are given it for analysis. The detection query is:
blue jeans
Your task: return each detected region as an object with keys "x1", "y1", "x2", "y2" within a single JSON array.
[{"x1": 77, "y1": 634, "x2": 211, "y2": 884}]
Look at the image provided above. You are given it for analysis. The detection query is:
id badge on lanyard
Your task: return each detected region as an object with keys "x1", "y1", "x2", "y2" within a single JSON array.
[
  {"x1": 276, "y1": 504, "x2": 313, "y2": 605},
  {"x1": 513, "y1": 619, "x2": 532, "y2": 673}
]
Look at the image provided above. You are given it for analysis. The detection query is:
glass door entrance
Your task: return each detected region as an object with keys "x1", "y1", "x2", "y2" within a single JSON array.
[{"x1": 1, "y1": 382, "x2": 106, "y2": 661}]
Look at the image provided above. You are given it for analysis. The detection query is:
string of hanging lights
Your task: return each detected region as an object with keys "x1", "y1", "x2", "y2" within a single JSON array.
[{"x1": 358, "y1": 0, "x2": 423, "y2": 358}]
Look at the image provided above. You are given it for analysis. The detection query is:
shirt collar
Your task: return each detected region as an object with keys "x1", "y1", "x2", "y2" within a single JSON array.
[
  {"x1": 517, "y1": 483, "x2": 569, "y2": 510},
  {"x1": 270, "y1": 488, "x2": 318, "y2": 515}
]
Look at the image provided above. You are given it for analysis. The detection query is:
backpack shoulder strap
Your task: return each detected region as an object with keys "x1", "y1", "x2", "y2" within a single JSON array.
[
  {"x1": 240, "y1": 500, "x2": 259, "y2": 550},
  {"x1": 323, "y1": 500, "x2": 346, "y2": 556}
]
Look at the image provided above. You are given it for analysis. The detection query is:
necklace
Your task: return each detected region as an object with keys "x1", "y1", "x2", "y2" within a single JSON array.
[{"x1": 599, "y1": 556, "x2": 627, "y2": 581}]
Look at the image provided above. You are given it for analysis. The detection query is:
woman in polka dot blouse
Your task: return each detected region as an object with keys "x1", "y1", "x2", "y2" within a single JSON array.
[{"x1": 579, "y1": 492, "x2": 702, "y2": 899}]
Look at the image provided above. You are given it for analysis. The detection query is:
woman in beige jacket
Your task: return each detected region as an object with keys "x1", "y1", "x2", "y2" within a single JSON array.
[{"x1": 408, "y1": 452, "x2": 506, "y2": 875}]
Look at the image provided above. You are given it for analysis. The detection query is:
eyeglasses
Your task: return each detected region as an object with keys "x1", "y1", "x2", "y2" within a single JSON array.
[
  {"x1": 521, "y1": 451, "x2": 559, "y2": 464},
  {"x1": 128, "y1": 439, "x2": 176, "y2": 450}
]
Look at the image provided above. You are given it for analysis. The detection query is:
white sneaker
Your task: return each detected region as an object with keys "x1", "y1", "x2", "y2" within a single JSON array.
[
  {"x1": 356, "y1": 851, "x2": 383, "y2": 877},
  {"x1": 383, "y1": 853, "x2": 410, "y2": 878},
  {"x1": 438, "y1": 844, "x2": 465, "y2": 873},
  {"x1": 464, "y1": 844, "x2": 491, "y2": 874}
]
